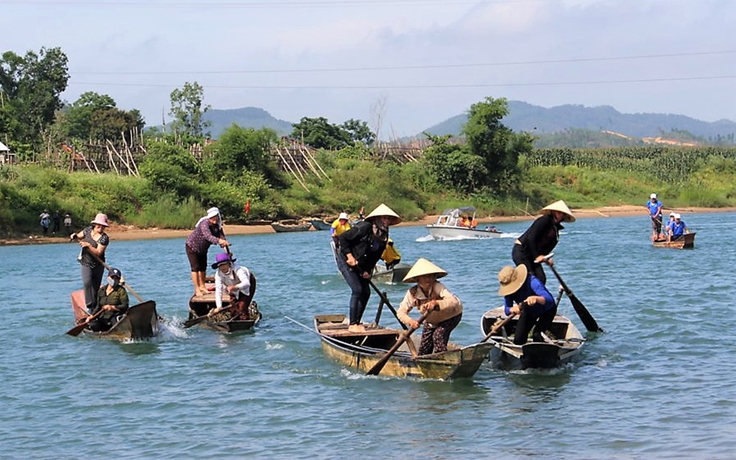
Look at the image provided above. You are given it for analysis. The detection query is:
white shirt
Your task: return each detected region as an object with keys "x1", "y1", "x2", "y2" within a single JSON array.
[{"x1": 214, "y1": 264, "x2": 252, "y2": 309}]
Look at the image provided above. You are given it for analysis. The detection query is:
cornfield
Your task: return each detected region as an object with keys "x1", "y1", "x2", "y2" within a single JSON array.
[{"x1": 524, "y1": 146, "x2": 736, "y2": 185}]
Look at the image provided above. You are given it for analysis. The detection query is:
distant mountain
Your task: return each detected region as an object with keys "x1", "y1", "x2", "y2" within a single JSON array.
[
  {"x1": 422, "y1": 101, "x2": 736, "y2": 143},
  {"x1": 203, "y1": 107, "x2": 294, "y2": 138}
]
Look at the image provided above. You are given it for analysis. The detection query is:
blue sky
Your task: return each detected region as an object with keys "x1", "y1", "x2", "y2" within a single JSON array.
[{"x1": 4, "y1": 0, "x2": 736, "y2": 138}]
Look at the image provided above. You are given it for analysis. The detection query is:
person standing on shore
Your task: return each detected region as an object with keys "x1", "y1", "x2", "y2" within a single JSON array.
[
  {"x1": 646, "y1": 193, "x2": 664, "y2": 241},
  {"x1": 512, "y1": 200, "x2": 575, "y2": 285},
  {"x1": 186, "y1": 207, "x2": 229, "y2": 297},
  {"x1": 63, "y1": 213, "x2": 72, "y2": 235},
  {"x1": 337, "y1": 203, "x2": 401, "y2": 333},
  {"x1": 71, "y1": 213, "x2": 110, "y2": 313}
]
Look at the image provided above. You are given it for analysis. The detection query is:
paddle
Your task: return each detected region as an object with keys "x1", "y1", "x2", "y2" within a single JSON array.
[
  {"x1": 480, "y1": 312, "x2": 517, "y2": 343},
  {"x1": 368, "y1": 279, "x2": 408, "y2": 331},
  {"x1": 66, "y1": 309, "x2": 105, "y2": 336},
  {"x1": 367, "y1": 311, "x2": 429, "y2": 376},
  {"x1": 547, "y1": 263, "x2": 603, "y2": 333},
  {"x1": 88, "y1": 252, "x2": 145, "y2": 303}
]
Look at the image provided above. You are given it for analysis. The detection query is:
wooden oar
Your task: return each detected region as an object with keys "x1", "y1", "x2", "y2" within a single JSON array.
[
  {"x1": 66, "y1": 309, "x2": 105, "y2": 336},
  {"x1": 481, "y1": 313, "x2": 517, "y2": 343},
  {"x1": 367, "y1": 311, "x2": 429, "y2": 376},
  {"x1": 89, "y1": 252, "x2": 145, "y2": 303},
  {"x1": 547, "y1": 263, "x2": 603, "y2": 333}
]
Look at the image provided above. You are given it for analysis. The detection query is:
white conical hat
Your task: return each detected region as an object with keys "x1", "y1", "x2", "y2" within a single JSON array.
[
  {"x1": 403, "y1": 258, "x2": 447, "y2": 283},
  {"x1": 541, "y1": 200, "x2": 575, "y2": 222},
  {"x1": 365, "y1": 203, "x2": 402, "y2": 226}
]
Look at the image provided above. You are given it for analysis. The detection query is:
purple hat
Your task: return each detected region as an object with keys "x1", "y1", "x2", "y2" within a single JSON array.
[{"x1": 211, "y1": 252, "x2": 236, "y2": 269}]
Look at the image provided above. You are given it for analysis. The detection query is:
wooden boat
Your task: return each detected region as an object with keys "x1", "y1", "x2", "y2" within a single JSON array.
[
  {"x1": 652, "y1": 232, "x2": 696, "y2": 249},
  {"x1": 313, "y1": 314, "x2": 493, "y2": 380},
  {"x1": 479, "y1": 306, "x2": 584, "y2": 369},
  {"x1": 310, "y1": 218, "x2": 332, "y2": 231},
  {"x1": 271, "y1": 219, "x2": 312, "y2": 233},
  {"x1": 426, "y1": 206, "x2": 504, "y2": 240},
  {"x1": 187, "y1": 277, "x2": 261, "y2": 333},
  {"x1": 371, "y1": 262, "x2": 413, "y2": 284},
  {"x1": 70, "y1": 289, "x2": 158, "y2": 340}
]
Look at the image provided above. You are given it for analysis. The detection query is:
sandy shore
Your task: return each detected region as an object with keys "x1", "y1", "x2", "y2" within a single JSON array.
[{"x1": 3, "y1": 205, "x2": 733, "y2": 246}]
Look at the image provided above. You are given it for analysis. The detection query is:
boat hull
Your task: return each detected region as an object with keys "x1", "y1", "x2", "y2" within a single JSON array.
[
  {"x1": 427, "y1": 225, "x2": 504, "y2": 240},
  {"x1": 372, "y1": 263, "x2": 412, "y2": 284},
  {"x1": 315, "y1": 314, "x2": 493, "y2": 380},
  {"x1": 310, "y1": 219, "x2": 332, "y2": 231},
  {"x1": 479, "y1": 307, "x2": 584, "y2": 369},
  {"x1": 188, "y1": 285, "x2": 260, "y2": 333},
  {"x1": 70, "y1": 289, "x2": 158, "y2": 340},
  {"x1": 652, "y1": 232, "x2": 696, "y2": 249},
  {"x1": 271, "y1": 221, "x2": 312, "y2": 232}
]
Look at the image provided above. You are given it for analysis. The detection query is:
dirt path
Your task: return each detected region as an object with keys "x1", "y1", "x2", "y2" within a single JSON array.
[{"x1": 3, "y1": 205, "x2": 733, "y2": 246}]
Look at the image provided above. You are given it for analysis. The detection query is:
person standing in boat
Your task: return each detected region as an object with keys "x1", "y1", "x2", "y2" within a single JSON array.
[
  {"x1": 209, "y1": 252, "x2": 256, "y2": 320},
  {"x1": 380, "y1": 238, "x2": 402, "y2": 270},
  {"x1": 330, "y1": 212, "x2": 351, "y2": 248},
  {"x1": 87, "y1": 267, "x2": 129, "y2": 332},
  {"x1": 397, "y1": 258, "x2": 463, "y2": 355},
  {"x1": 667, "y1": 213, "x2": 690, "y2": 241},
  {"x1": 646, "y1": 193, "x2": 664, "y2": 242},
  {"x1": 186, "y1": 207, "x2": 229, "y2": 297},
  {"x1": 512, "y1": 200, "x2": 575, "y2": 285},
  {"x1": 337, "y1": 203, "x2": 402, "y2": 333},
  {"x1": 497, "y1": 264, "x2": 556, "y2": 345},
  {"x1": 71, "y1": 213, "x2": 110, "y2": 313}
]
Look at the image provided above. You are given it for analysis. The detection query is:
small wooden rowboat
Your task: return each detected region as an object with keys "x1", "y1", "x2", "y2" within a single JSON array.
[
  {"x1": 309, "y1": 219, "x2": 332, "y2": 231},
  {"x1": 70, "y1": 290, "x2": 158, "y2": 340},
  {"x1": 314, "y1": 314, "x2": 493, "y2": 380},
  {"x1": 371, "y1": 262, "x2": 413, "y2": 285},
  {"x1": 480, "y1": 306, "x2": 584, "y2": 369},
  {"x1": 187, "y1": 276, "x2": 261, "y2": 333},
  {"x1": 271, "y1": 220, "x2": 312, "y2": 233},
  {"x1": 652, "y1": 232, "x2": 696, "y2": 249}
]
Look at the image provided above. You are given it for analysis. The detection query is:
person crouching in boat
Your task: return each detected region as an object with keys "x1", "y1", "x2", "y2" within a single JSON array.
[
  {"x1": 338, "y1": 203, "x2": 402, "y2": 333},
  {"x1": 380, "y1": 238, "x2": 402, "y2": 270},
  {"x1": 397, "y1": 258, "x2": 463, "y2": 355},
  {"x1": 209, "y1": 252, "x2": 256, "y2": 320},
  {"x1": 87, "y1": 267, "x2": 129, "y2": 332},
  {"x1": 497, "y1": 264, "x2": 556, "y2": 345}
]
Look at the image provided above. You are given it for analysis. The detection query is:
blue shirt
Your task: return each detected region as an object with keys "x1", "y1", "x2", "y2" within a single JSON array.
[
  {"x1": 646, "y1": 199, "x2": 663, "y2": 218},
  {"x1": 671, "y1": 220, "x2": 687, "y2": 236},
  {"x1": 503, "y1": 275, "x2": 556, "y2": 316}
]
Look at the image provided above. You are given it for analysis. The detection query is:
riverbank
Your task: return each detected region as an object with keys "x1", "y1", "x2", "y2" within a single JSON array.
[{"x1": 3, "y1": 205, "x2": 733, "y2": 246}]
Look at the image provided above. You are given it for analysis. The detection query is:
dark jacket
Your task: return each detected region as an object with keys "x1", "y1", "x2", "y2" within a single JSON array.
[
  {"x1": 338, "y1": 220, "x2": 388, "y2": 273},
  {"x1": 517, "y1": 214, "x2": 563, "y2": 259}
]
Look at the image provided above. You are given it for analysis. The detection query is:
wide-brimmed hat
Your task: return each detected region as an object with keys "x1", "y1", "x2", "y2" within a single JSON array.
[
  {"x1": 365, "y1": 203, "x2": 402, "y2": 226},
  {"x1": 211, "y1": 252, "x2": 236, "y2": 269},
  {"x1": 206, "y1": 207, "x2": 220, "y2": 219},
  {"x1": 90, "y1": 213, "x2": 110, "y2": 227},
  {"x1": 338, "y1": 212, "x2": 349, "y2": 220},
  {"x1": 497, "y1": 264, "x2": 528, "y2": 296},
  {"x1": 108, "y1": 267, "x2": 122, "y2": 279},
  {"x1": 403, "y1": 258, "x2": 447, "y2": 283},
  {"x1": 541, "y1": 200, "x2": 575, "y2": 223}
]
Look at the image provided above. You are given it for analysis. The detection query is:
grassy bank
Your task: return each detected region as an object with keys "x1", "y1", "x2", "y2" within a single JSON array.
[{"x1": 2, "y1": 145, "x2": 735, "y2": 239}]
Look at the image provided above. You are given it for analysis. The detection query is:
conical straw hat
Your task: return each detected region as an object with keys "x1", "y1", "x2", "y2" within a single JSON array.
[
  {"x1": 497, "y1": 264, "x2": 528, "y2": 296},
  {"x1": 403, "y1": 258, "x2": 447, "y2": 283},
  {"x1": 541, "y1": 200, "x2": 575, "y2": 222},
  {"x1": 365, "y1": 203, "x2": 402, "y2": 226}
]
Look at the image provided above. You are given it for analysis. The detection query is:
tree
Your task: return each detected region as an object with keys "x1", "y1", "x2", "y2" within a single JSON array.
[
  {"x1": 291, "y1": 116, "x2": 352, "y2": 150},
  {"x1": 462, "y1": 97, "x2": 531, "y2": 192},
  {"x1": 341, "y1": 119, "x2": 375, "y2": 146},
  {"x1": 168, "y1": 81, "x2": 211, "y2": 142},
  {"x1": 421, "y1": 134, "x2": 487, "y2": 193},
  {"x1": 139, "y1": 141, "x2": 201, "y2": 196},
  {"x1": 0, "y1": 47, "x2": 69, "y2": 149},
  {"x1": 204, "y1": 125, "x2": 282, "y2": 185}
]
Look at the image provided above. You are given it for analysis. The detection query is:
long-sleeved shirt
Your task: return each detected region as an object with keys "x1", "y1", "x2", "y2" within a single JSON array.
[
  {"x1": 185, "y1": 218, "x2": 224, "y2": 254},
  {"x1": 338, "y1": 221, "x2": 387, "y2": 273},
  {"x1": 94, "y1": 284, "x2": 129, "y2": 317},
  {"x1": 516, "y1": 214, "x2": 562, "y2": 260},
  {"x1": 503, "y1": 275, "x2": 555, "y2": 316},
  {"x1": 214, "y1": 264, "x2": 252, "y2": 309},
  {"x1": 398, "y1": 281, "x2": 463, "y2": 328}
]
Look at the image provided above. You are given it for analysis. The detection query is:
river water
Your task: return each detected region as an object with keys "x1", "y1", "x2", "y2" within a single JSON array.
[{"x1": 1, "y1": 212, "x2": 734, "y2": 459}]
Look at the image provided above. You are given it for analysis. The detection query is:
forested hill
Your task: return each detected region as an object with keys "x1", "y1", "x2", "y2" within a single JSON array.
[
  {"x1": 200, "y1": 102, "x2": 736, "y2": 146},
  {"x1": 424, "y1": 101, "x2": 736, "y2": 143}
]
